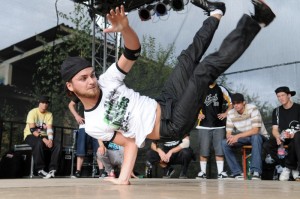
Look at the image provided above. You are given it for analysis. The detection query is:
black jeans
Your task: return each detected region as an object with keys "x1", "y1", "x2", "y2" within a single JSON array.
[
  {"x1": 146, "y1": 147, "x2": 194, "y2": 176},
  {"x1": 285, "y1": 132, "x2": 300, "y2": 170},
  {"x1": 157, "y1": 15, "x2": 261, "y2": 140},
  {"x1": 263, "y1": 138, "x2": 291, "y2": 167},
  {"x1": 25, "y1": 135, "x2": 61, "y2": 172}
]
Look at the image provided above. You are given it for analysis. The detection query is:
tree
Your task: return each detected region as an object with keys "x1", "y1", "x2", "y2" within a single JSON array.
[
  {"x1": 125, "y1": 35, "x2": 175, "y2": 98},
  {"x1": 32, "y1": 3, "x2": 94, "y2": 127}
]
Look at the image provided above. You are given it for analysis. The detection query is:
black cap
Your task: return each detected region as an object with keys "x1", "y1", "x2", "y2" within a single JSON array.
[
  {"x1": 39, "y1": 96, "x2": 50, "y2": 104},
  {"x1": 231, "y1": 93, "x2": 245, "y2": 103},
  {"x1": 275, "y1": 86, "x2": 296, "y2": 96},
  {"x1": 61, "y1": 56, "x2": 92, "y2": 82}
]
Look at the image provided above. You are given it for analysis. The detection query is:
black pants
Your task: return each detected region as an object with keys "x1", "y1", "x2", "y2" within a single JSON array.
[
  {"x1": 263, "y1": 138, "x2": 291, "y2": 167},
  {"x1": 25, "y1": 135, "x2": 61, "y2": 172},
  {"x1": 146, "y1": 148, "x2": 194, "y2": 175},
  {"x1": 157, "y1": 15, "x2": 261, "y2": 140},
  {"x1": 286, "y1": 132, "x2": 300, "y2": 170}
]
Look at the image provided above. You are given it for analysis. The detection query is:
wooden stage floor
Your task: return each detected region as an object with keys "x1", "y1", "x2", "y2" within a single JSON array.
[{"x1": 0, "y1": 178, "x2": 299, "y2": 199}]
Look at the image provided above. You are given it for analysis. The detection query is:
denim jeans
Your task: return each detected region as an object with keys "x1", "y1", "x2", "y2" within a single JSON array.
[
  {"x1": 221, "y1": 134, "x2": 266, "y2": 175},
  {"x1": 76, "y1": 128, "x2": 99, "y2": 156}
]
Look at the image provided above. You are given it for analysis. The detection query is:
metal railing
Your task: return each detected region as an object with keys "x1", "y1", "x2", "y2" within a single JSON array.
[{"x1": 0, "y1": 120, "x2": 76, "y2": 157}]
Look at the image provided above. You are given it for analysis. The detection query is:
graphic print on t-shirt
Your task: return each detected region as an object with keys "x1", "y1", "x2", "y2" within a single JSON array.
[
  {"x1": 204, "y1": 93, "x2": 219, "y2": 107},
  {"x1": 103, "y1": 89, "x2": 130, "y2": 132}
]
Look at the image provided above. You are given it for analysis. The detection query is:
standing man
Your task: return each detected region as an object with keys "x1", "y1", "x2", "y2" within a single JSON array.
[
  {"x1": 263, "y1": 86, "x2": 300, "y2": 181},
  {"x1": 23, "y1": 96, "x2": 61, "y2": 179},
  {"x1": 221, "y1": 93, "x2": 269, "y2": 180},
  {"x1": 146, "y1": 135, "x2": 195, "y2": 179},
  {"x1": 61, "y1": 1, "x2": 275, "y2": 184},
  {"x1": 68, "y1": 97, "x2": 104, "y2": 177},
  {"x1": 196, "y1": 82, "x2": 232, "y2": 179}
]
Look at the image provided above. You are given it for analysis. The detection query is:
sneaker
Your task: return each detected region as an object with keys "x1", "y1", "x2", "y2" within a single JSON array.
[
  {"x1": 295, "y1": 175, "x2": 300, "y2": 181},
  {"x1": 99, "y1": 171, "x2": 108, "y2": 178},
  {"x1": 196, "y1": 171, "x2": 207, "y2": 179},
  {"x1": 190, "y1": 0, "x2": 226, "y2": 16},
  {"x1": 228, "y1": 173, "x2": 244, "y2": 180},
  {"x1": 106, "y1": 170, "x2": 116, "y2": 178},
  {"x1": 38, "y1": 170, "x2": 51, "y2": 179},
  {"x1": 251, "y1": 0, "x2": 276, "y2": 27},
  {"x1": 75, "y1": 170, "x2": 81, "y2": 178},
  {"x1": 179, "y1": 172, "x2": 188, "y2": 179},
  {"x1": 273, "y1": 167, "x2": 279, "y2": 181},
  {"x1": 292, "y1": 170, "x2": 299, "y2": 180},
  {"x1": 251, "y1": 172, "x2": 261, "y2": 180},
  {"x1": 163, "y1": 167, "x2": 175, "y2": 178},
  {"x1": 48, "y1": 170, "x2": 56, "y2": 178},
  {"x1": 275, "y1": 165, "x2": 283, "y2": 174},
  {"x1": 279, "y1": 167, "x2": 290, "y2": 181},
  {"x1": 218, "y1": 171, "x2": 228, "y2": 179}
]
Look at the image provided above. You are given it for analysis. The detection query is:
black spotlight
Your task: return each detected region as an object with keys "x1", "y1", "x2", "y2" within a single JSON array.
[
  {"x1": 138, "y1": 5, "x2": 155, "y2": 21},
  {"x1": 171, "y1": 0, "x2": 189, "y2": 11},
  {"x1": 155, "y1": 2, "x2": 170, "y2": 16}
]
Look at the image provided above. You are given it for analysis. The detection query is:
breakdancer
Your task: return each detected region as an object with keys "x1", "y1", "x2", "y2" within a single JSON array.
[{"x1": 61, "y1": 0, "x2": 275, "y2": 184}]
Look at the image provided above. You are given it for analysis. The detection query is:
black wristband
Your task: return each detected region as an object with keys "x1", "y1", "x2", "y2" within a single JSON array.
[{"x1": 123, "y1": 46, "x2": 141, "y2": 61}]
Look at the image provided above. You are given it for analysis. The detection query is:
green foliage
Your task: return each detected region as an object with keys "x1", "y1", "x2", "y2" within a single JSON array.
[
  {"x1": 0, "y1": 100, "x2": 17, "y2": 121},
  {"x1": 32, "y1": 3, "x2": 94, "y2": 127},
  {"x1": 125, "y1": 35, "x2": 176, "y2": 98}
]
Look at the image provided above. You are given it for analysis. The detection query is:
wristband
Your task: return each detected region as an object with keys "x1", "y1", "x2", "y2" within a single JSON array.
[
  {"x1": 47, "y1": 128, "x2": 53, "y2": 135},
  {"x1": 48, "y1": 134, "x2": 54, "y2": 140},
  {"x1": 123, "y1": 46, "x2": 141, "y2": 61}
]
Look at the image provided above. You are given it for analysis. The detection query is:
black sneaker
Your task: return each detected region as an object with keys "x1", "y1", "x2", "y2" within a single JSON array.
[
  {"x1": 251, "y1": 0, "x2": 276, "y2": 27},
  {"x1": 251, "y1": 172, "x2": 261, "y2": 180},
  {"x1": 99, "y1": 171, "x2": 108, "y2": 178},
  {"x1": 48, "y1": 170, "x2": 56, "y2": 178},
  {"x1": 191, "y1": 0, "x2": 226, "y2": 16},
  {"x1": 75, "y1": 170, "x2": 81, "y2": 178},
  {"x1": 196, "y1": 171, "x2": 207, "y2": 179},
  {"x1": 179, "y1": 172, "x2": 188, "y2": 179},
  {"x1": 38, "y1": 170, "x2": 51, "y2": 179},
  {"x1": 228, "y1": 173, "x2": 244, "y2": 180},
  {"x1": 218, "y1": 171, "x2": 229, "y2": 179},
  {"x1": 163, "y1": 167, "x2": 175, "y2": 178}
]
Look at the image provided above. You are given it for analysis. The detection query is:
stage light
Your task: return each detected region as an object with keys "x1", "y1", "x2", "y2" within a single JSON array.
[
  {"x1": 155, "y1": 1, "x2": 170, "y2": 17},
  {"x1": 170, "y1": 0, "x2": 189, "y2": 11},
  {"x1": 138, "y1": 5, "x2": 155, "y2": 21}
]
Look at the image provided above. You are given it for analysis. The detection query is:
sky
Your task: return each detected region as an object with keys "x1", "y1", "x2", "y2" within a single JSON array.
[{"x1": 1, "y1": 0, "x2": 300, "y2": 107}]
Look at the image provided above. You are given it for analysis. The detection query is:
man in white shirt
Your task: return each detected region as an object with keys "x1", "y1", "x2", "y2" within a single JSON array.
[{"x1": 61, "y1": 1, "x2": 275, "y2": 184}]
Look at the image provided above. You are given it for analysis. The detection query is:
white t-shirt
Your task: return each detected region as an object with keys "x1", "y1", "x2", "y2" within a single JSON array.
[{"x1": 84, "y1": 63, "x2": 157, "y2": 148}]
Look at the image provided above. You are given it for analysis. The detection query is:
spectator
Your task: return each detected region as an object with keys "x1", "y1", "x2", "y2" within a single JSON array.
[
  {"x1": 97, "y1": 141, "x2": 124, "y2": 178},
  {"x1": 146, "y1": 135, "x2": 195, "y2": 179},
  {"x1": 221, "y1": 93, "x2": 269, "y2": 180},
  {"x1": 196, "y1": 82, "x2": 232, "y2": 179},
  {"x1": 263, "y1": 86, "x2": 300, "y2": 181},
  {"x1": 23, "y1": 96, "x2": 61, "y2": 179},
  {"x1": 68, "y1": 98, "x2": 104, "y2": 177}
]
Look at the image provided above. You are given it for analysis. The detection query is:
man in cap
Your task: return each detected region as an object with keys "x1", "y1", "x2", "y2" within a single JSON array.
[
  {"x1": 23, "y1": 96, "x2": 61, "y2": 179},
  {"x1": 263, "y1": 86, "x2": 300, "y2": 181},
  {"x1": 221, "y1": 93, "x2": 269, "y2": 180},
  {"x1": 61, "y1": 1, "x2": 275, "y2": 184}
]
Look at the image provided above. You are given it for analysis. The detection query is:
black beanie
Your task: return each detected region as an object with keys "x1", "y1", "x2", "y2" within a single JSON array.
[{"x1": 61, "y1": 56, "x2": 92, "y2": 82}]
